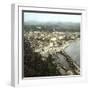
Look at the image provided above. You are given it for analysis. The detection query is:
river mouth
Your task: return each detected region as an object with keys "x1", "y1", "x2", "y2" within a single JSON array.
[{"x1": 24, "y1": 31, "x2": 80, "y2": 77}]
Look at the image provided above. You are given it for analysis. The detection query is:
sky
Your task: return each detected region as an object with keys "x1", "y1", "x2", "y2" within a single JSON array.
[{"x1": 24, "y1": 12, "x2": 81, "y2": 23}]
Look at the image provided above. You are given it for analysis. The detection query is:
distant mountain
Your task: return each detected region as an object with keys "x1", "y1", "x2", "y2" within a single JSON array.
[{"x1": 24, "y1": 21, "x2": 80, "y2": 32}]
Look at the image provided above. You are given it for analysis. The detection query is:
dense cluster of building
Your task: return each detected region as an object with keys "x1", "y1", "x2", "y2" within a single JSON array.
[{"x1": 24, "y1": 31, "x2": 80, "y2": 57}]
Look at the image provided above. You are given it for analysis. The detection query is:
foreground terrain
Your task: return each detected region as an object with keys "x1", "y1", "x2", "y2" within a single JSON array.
[{"x1": 24, "y1": 31, "x2": 80, "y2": 77}]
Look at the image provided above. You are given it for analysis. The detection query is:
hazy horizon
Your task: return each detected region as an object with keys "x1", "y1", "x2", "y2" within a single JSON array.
[{"x1": 24, "y1": 12, "x2": 81, "y2": 23}]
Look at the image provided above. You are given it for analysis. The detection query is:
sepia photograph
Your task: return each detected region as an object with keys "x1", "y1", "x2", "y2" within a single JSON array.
[{"x1": 23, "y1": 11, "x2": 81, "y2": 77}]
